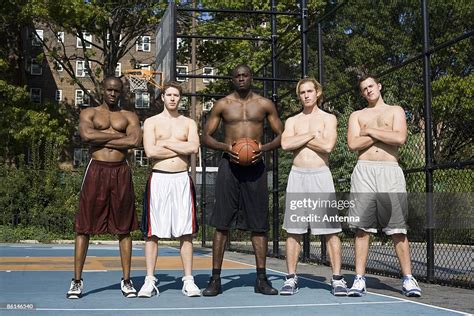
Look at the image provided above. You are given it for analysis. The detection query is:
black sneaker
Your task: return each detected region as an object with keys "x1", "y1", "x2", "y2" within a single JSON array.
[
  {"x1": 67, "y1": 279, "x2": 83, "y2": 299},
  {"x1": 255, "y1": 275, "x2": 278, "y2": 295},
  {"x1": 202, "y1": 277, "x2": 222, "y2": 296},
  {"x1": 121, "y1": 278, "x2": 137, "y2": 298}
]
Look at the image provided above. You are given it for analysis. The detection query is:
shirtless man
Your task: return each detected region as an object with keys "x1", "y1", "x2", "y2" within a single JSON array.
[
  {"x1": 67, "y1": 76, "x2": 141, "y2": 299},
  {"x1": 346, "y1": 74, "x2": 421, "y2": 297},
  {"x1": 138, "y1": 82, "x2": 201, "y2": 298},
  {"x1": 280, "y1": 78, "x2": 347, "y2": 296},
  {"x1": 201, "y1": 64, "x2": 284, "y2": 296}
]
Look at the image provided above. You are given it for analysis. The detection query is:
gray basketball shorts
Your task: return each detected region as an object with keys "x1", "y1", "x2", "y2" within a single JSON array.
[
  {"x1": 348, "y1": 160, "x2": 408, "y2": 235},
  {"x1": 283, "y1": 166, "x2": 342, "y2": 235}
]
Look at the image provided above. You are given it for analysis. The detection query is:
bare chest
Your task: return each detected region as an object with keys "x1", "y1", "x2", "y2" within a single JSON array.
[
  {"x1": 359, "y1": 110, "x2": 394, "y2": 130},
  {"x1": 154, "y1": 119, "x2": 188, "y2": 141},
  {"x1": 293, "y1": 116, "x2": 325, "y2": 135},
  {"x1": 222, "y1": 102, "x2": 266, "y2": 123},
  {"x1": 93, "y1": 111, "x2": 128, "y2": 132}
]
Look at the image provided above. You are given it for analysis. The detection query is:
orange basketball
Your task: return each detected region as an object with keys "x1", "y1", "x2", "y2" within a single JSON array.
[{"x1": 232, "y1": 138, "x2": 259, "y2": 166}]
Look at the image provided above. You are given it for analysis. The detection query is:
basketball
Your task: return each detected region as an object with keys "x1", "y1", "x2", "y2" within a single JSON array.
[{"x1": 232, "y1": 138, "x2": 259, "y2": 166}]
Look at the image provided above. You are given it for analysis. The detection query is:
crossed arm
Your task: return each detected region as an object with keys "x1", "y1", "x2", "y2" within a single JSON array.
[
  {"x1": 281, "y1": 115, "x2": 337, "y2": 154},
  {"x1": 79, "y1": 109, "x2": 141, "y2": 149},
  {"x1": 347, "y1": 107, "x2": 407, "y2": 152},
  {"x1": 143, "y1": 119, "x2": 199, "y2": 160}
]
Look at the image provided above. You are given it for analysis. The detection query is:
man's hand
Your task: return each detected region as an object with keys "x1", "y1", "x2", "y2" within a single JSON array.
[
  {"x1": 251, "y1": 141, "x2": 263, "y2": 164},
  {"x1": 359, "y1": 125, "x2": 370, "y2": 136},
  {"x1": 227, "y1": 142, "x2": 240, "y2": 164}
]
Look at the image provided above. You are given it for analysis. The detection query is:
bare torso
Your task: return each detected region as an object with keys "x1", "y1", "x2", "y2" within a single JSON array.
[
  {"x1": 150, "y1": 114, "x2": 190, "y2": 172},
  {"x1": 356, "y1": 106, "x2": 400, "y2": 162},
  {"x1": 291, "y1": 111, "x2": 330, "y2": 168},
  {"x1": 89, "y1": 107, "x2": 130, "y2": 162},
  {"x1": 220, "y1": 93, "x2": 269, "y2": 144}
]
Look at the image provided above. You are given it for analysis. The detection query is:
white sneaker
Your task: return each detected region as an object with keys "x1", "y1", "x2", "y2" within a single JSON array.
[
  {"x1": 138, "y1": 276, "x2": 159, "y2": 298},
  {"x1": 348, "y1": 275, "x2": 366, "y2": 297},
  {"x1": 67, "y1": 279, "x2": 83, "y2": 299},
  {"x1": 331, "y1": 277, "x2": 348, "y2": 296},
  {"x1": 402, "y1": 276, "x2": 422, "y2": 297},
  {"x1": 182, "y1": 276, "x2": 201, "y2": 297},
  {"x1": 121, "y1": 278, "x2": 137, "y2": 298}
]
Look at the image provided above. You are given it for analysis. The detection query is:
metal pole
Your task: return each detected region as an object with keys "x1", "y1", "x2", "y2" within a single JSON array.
[
  {"x1": 201, "y1": 114, "x2": 207, "y2": 247},
  {"x1": 317, "y1": 21, "x2": 327, "y2": 265},
  {"x1": 170, "y1": 2, "x2": 177, "y2": 81},
  {"x1": 300, "y1": 0, "x2": 310, "y2": 261},
  {"x1": 271, "y1": 0, "x2": 279, "y2": 257},
  {"x1": 190, "y1": 0, "x2": 197, "y2": 183},
  {"x1": 421, "y1": 0, "x2": 435, "y2": 282}
]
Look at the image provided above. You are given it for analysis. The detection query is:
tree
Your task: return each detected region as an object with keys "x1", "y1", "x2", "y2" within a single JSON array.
[{"x1": 23, "y1": 0, "x2": 166, "y2": 103}]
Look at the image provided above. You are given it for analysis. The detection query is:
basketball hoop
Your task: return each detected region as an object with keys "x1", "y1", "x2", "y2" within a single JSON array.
[{"x1": 123, "y1": 69, "x2": 163, "y2": 92}]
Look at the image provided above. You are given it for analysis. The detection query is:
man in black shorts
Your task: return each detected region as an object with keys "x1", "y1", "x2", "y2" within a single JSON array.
[
  {"x1": 201, "y1": 64, "x2": 283, "y2": 296},
  {"x1": 67, "y1": 77, "x2": 141, "y2": 299}
]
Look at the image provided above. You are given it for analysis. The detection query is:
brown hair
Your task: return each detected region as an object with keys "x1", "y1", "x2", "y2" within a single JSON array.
[
  {"x1": 358, "y1": 74, "x2": 379, "y2": 90},
  {"x1": 162, "y1": 81, "x2": 183, "y2": 96},
  {"x1": 296, "y1": 78, "x2": 323, "y2": 107}
]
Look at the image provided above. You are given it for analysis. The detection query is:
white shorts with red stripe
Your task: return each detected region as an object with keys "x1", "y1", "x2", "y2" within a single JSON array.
[{"x1": 141, "y1": 170, "x2": 198, "y2": 238}]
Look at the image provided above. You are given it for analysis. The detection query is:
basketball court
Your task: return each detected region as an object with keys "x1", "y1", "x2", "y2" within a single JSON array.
[{"x1": 0, "y1": 243, "x2": 470, "y2": 315}]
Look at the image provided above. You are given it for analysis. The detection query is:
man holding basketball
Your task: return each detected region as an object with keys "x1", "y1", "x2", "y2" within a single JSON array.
[
  {"x1": 201, "y1": 64, "x2": 283, "y2": 296},
  {"x1": 280, "y1": 78, "x2": 347, "y2": 296}
]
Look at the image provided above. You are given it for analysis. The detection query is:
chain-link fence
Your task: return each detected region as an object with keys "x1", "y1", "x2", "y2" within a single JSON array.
[{"x1": 197, "y1": 1, "x2": 472, "y2": 289}]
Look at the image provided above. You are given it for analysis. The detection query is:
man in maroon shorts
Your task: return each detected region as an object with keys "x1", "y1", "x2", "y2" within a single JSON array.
[{"x1": 67, "y1": 76, "x2": 141, "y2": 299}]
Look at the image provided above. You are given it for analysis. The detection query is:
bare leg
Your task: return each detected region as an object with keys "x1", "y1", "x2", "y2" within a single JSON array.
[
  {"x1": 326, "y1": 233, "x2": 342, "y2": 275},
  {"x1": 251, "y1": 232, "x2": 267, "y2": 269},
  {"x1": 180, "y1": 234, "x2": 194, "y2": 276},
  {"x1": 392, "y1": 233, "x2": 412, "y2": 276},
  {"x1": 211, "y1": 229, "x2": 228, "y2": 269},
  {"x1": 118, "y1": 233, "x2": 132, "y2": 280},
  {"x1": 354, "y1": 230, "x2": 370, "y2": 275},
  {"x1": 74, "y1": 234, "x2": 90, "y2": 280},
  {"x1": 285, "y1": 234, "x2": 302, "y2": 274},
  {"x1": 144, "y1": 236, "x2": 158, "y2": 277}
]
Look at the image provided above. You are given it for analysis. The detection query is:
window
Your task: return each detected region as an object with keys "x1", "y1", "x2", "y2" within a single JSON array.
[
  {"x1": 135, "y1": 92, "x2": 150, "y2": 108},
  {"x1": 136, "y1": 36, "x2": 151, "y2": 52},
  {"x1": 57, "y1": 32, "x2": 64, "y2": 43},
  {"x1": 30, "y1": 88, "x2": 41, "y2": 103},
  {"x1": 54, "y1": 60, "x2": 63, "y2": 72},
  {"x1": 32, "y1": 29, "x2": 43, "y2": 46},
  {"x1": 178, "y1": 96, "x2": 188, "y2": 111},
  {"x1": 75, "y1": 90, "x2": 91, "y2": 106},
  {"x1": 138, "y1": 64, "x2": 151, "y2": 70},
  {"x1": 107, "y1": 33, "x2": 122, "y2": 47},
  {"x1": 176, "y1": 65, "x2": 188, "y2": 82},
  {"x1": 76, "y1": 32, "x2": 92, "y2": 48},
  {"x1": 55, "y1": 90, "x2": 63, "y2": 102},
  {"x1": 76, "y1": 60, "x2": 90, "y2": 77},
  {"x1": 115, "y1": 63, "x2": 121, "y2": 77},
  {"x1": 203, "y1": 67, "x2": 214, "y2": 84},
  {"x1": 134, "y1": 149, "x2": 148, "y2": 166},
  {"x1": 203, "y1": 100, "x2": 214, "y2": 112},
  {"x1": 30, "y1": 58, "x2": 42, "y2": 75}
]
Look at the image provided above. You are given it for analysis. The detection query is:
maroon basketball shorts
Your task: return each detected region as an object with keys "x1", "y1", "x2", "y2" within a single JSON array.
[
  {"x1": 75, "y1": 160, "x2": 138, "y2": 235},
  {"x1": 208, "y1": 154, "x2": 269, "y2": 233}
]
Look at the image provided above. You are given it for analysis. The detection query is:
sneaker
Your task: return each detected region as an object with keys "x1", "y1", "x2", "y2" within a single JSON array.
[
  {"x1": 280, "y1": 274, "x2": 298, "y2": 295},
  {"x1": 138, "y1": 276, "x2": 159, "y2": 298},
  {"x1": 121, "y1": 278, "x2": 137, "y2": 298},
  {"x1": 331, "y1": 277, "x2": 348, "y2": 296},
  {"x1": 182, "y1": 276, "x2": 201, "y2": 297},
  {"x1": 67, "y1": 279, "x2": 83, "y2": 299},
  {"x1": 348, "y1": 275, "x2": 366, "y2": 297},
  {"x1": 202, "y1": 276, "x2": 222, "y2": 296},
  {"x1": 402, "y1": 276, "x2": 422, "y2": 297}
]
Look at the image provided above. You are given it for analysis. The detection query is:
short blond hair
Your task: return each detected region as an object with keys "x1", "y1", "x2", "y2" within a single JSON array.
[{"x1": 296, "y1": 78, "x2": 323, "y2": 106}]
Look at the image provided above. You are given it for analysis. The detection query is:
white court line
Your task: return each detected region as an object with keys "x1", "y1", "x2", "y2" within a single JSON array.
[
  {"x1": 199, "y1": 253, "x2": 469, "y2": 316},
  {"x1": 34, "y1": 301, "x2": 404, "y2": 311}
]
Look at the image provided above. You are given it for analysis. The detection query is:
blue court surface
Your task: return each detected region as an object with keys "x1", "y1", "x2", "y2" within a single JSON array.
[{"x1": 0, "y1": 244, "x2": 470, "y2": 315}]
